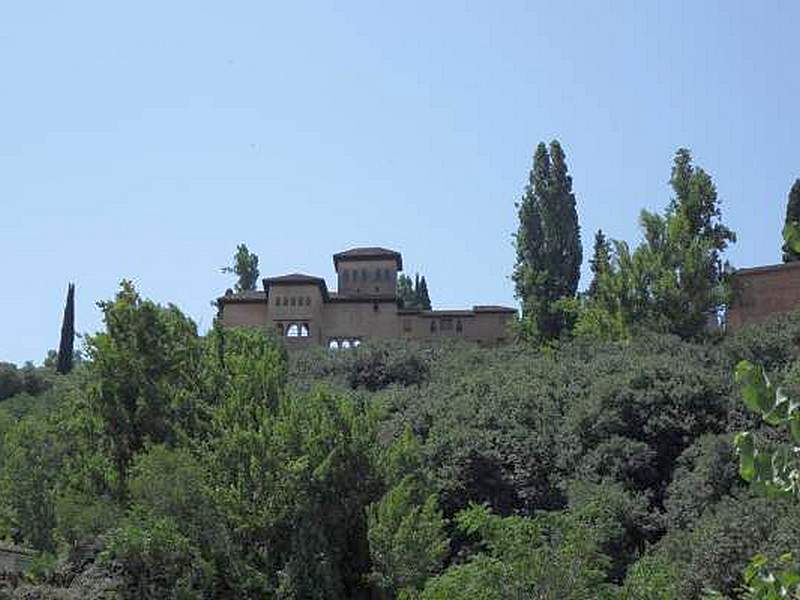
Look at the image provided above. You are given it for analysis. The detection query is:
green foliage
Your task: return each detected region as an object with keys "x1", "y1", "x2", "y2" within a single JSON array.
[
  {"x1": 733, "y1": 360, "x2": 800, "y2": 498},
  {"x1": 11, "y1": 285, "x2": 800, "y2": 597},
  {"x1": 589, "y1": 228, "x2": 612, "y2": 298},
  {"x1": 397, "y1": 273, "x2": 432, "y2": 310},
  {"x1": 420, "y1": 503, "x2": 615, "y2": 600},
  {"x1": 740, "y1": 553, "x2": 800, "y2": 599},
  {"x1": 24, "y1": 551, "x2": 59, "y2": 583},
  {"x1": 346, "y1": 343, "x2": 429, "y2": 391},
  {"x1": 578, "y1": 148, "x2": 735, "y2": 341},
  {"x1": 54, "y1": 489, "x2": 122, "y2": 549},
  {"x1": 367, "y1": 476, "x2": 448, "y2": 596},
  {"x1": 0, "y1": 417, "x2": 63, "y2": 550},
  {"x1": 664, "y1": 434, "x2": 740, "y2": 530},
  {"x1": 782, "y1": 180, "x2": 800, "y2": 262},
  {"x1": 221, "y1": 242, "x2": 260, "y2": 292},
  {"x1": 512, "y1": 139, "x2": 582, "y2": 340},
  {"x1": 56, "y1": 283, "x2": 75, "y2": 374},
  {"x1": 620, "y1": 552, "x2": 683, "y2": 599},
  {"x1": 102, "y1": 513, "x2": 214, "y2": 599},
  {"x1": 84, "y1": 280, "x2": 203, "y2": 495},
  {"x1": 0, "y1": 362, "x2": 24, "y2": 401}
]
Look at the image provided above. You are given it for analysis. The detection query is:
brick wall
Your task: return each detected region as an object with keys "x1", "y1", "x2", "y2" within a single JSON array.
[{"x1": 727, "y1": 262, "x2": 800, "y2": 330}]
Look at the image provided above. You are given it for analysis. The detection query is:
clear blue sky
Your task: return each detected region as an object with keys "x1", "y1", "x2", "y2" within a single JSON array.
[{"x1": 2, "y1": 1, "x2": 798, "y2": 364}]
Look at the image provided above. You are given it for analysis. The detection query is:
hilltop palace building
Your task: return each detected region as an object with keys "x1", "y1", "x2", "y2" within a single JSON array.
[{"x1": 217, "y1": 247, "x2": 516, "y2": 348}]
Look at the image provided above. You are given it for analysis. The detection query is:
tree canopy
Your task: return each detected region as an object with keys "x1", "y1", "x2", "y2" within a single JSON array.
[{"x1": 222, "y1": 243, "x2": 260, "y2": 292}]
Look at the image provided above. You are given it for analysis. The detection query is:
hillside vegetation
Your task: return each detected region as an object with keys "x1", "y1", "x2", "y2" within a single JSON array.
[{"x1": 2, "y1": 281, "x2": 800, "y2": 598}]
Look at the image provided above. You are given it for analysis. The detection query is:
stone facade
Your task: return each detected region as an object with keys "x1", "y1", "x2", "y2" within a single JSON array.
[
  {"x1": 727, "y1": 261, "x2": 800, "y2": 330},
  {"x1": 217, "y1": 247, "x2": 516, "y2": 347}
]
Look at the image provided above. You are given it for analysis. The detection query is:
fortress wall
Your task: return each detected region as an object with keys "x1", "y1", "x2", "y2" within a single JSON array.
[
  {"x1": 728, "y1": 264, "x2": 800, "y2": 330},
  {"x1": 222, "y1": 303, "x2": 269, "y2": 328},
  {"x1": 322, "y1": 301, "x2": 400, "y2": 342}
]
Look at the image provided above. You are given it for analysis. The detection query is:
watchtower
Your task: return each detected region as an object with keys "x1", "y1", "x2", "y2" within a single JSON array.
[{"x1": 333, "y1": 247, "x2": 402, "y2": 298}]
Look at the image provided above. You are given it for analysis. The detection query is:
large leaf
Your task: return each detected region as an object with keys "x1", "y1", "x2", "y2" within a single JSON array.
[
  {"x1": 734, "y1": 432, "x2": 756, "y2": 482},
  {"x1": 735, "y1": 361, "x2": 774, "y2": 415},
  {"x1": 783, "y1": 222, "x2": 800, "y2": 255}
]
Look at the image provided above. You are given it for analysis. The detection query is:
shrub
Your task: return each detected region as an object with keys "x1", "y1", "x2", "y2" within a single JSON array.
[
  {"x1": 102, "y1": 514, "x2": 214, "y2": 599},
  {"x1": 367, "y1": 476, "x2": 448, "y2": 595}
]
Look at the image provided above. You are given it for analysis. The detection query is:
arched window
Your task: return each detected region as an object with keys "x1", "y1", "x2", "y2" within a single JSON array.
[
  {"x1": 430, "y1": 321, "x2": 437, "y2": 334},
  {"x1": 286, "y1": 323, "x2": 300, "y2": 337},
  {"x1": 341, "y1": 340, "x2": 351, "y2": 349},
  {"x1": 329, "y1": 339, "x2": 339, "y2": 350},
  {"x1": 456, "y1": 320, "x2": 463, "y2": 334},
  {"x1": 352, "y1": 339, "x2": 361, "y2": 347},
  {"x1": 300, "y1": 323, "x2": 310, "y2": 337}
]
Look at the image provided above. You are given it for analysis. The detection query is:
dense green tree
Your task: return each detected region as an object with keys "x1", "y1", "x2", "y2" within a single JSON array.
[
  {"x1": 84, "y1": 280, "x2": 203, "y2": 495},
  {"x1": 56, "y1": 283, "x2": 75, "y2": 375},
  {"x1": 420, "y1": 503, "x2": 616, "y2": 600},
  {"x1": 397, "y1": 274, "x2": 415, "y2": 308},
  {"x1": 512, "y1": 140, "x2": 582, "y2": 340},
  {"x1": 0, "y1": 362, "x2": 23, "y2": 401},
  {"x1": 417, "y1": 276, "x2": 432, "y2": 310},
  {"x1": 367, "y1": 476, "x2": 448, "y2": 597},
  {"x1": 397, "y1": 273, "x2": 432, "y2": 310},
  {"x1": 0, "y1": 417, "x2": 64, "y2": 550},
  {"x1": 221, "y1": 243, "x2": 260, "y2": 292},
  {"x1": 579, "y1": 148, "x2": 735, "y2": 340},
  {"x1": 782, "y1": 179, "x2": 800, "y2": 262},
  {"x1": 588, "y1": 229, "x2": 612, "y2": 298}
]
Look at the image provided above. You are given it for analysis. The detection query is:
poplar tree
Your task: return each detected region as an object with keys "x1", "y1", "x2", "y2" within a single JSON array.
[
  {"x1": 56, "y1": 283, "x2": 75, "y2": 374},
  {"x1": 588, "y1": 230, "x2": 611, "y2": 298},
  {"x1": 512, "y1": 140, "x2": 582, "y2": 339},
  {"x1": 783, "y1": 179, "x2": 800, "y2": 262}
]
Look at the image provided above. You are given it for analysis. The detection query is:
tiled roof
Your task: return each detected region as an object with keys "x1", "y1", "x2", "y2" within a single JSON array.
[
  {"x1": 473, "y1": 305, "x2": 518, "y2": 313},
  {"x1": 329, "y1": 292, "x2": 398, "y2": 302},
  {"x1": 217, "y1": 290, "x2": 267, "y2": 303},
  {"x1": 333, "y1": 247, "x2": 403, "y2": 270},
  {"x1": 264, "y1": 273, "x2": 327, "y2": 285},
  {"x1": 735, "y1": 261, "x2": 800, "y2": 276},
  {"x1": 263, "y1": 273, "x2": 330, "y2": 301}
]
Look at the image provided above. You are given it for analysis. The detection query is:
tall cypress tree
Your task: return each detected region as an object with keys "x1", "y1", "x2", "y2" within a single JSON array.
[
  {"x1": 783, "y1": 179, "x2": 800, "y2": 262},
  {"x1": 512, "y1": 140, "x2": 582, "y2": 339},
  {"x1": 588, "y1": 229, "x2": 611, "y2": 298},
  {"x1": 418, "y1": 276, "x2": 431, "y2": 310},
  {"x1": 56, "y1": 283, "x2": 75, "y2": 374}
]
